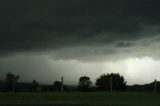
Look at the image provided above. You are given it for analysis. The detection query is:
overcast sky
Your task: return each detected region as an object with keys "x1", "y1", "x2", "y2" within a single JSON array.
[{"x1": 1, "y1": 0, "x2": 160, "y2": 85}]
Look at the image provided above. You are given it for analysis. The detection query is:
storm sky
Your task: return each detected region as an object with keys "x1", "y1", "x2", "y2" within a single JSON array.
[{"x1": 1, "y1": 0, "x2": 160, "y2": 85}]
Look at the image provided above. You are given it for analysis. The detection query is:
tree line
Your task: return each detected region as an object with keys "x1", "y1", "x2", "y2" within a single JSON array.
[
  {"x1": 0, "y1": 72, "x2": 159, "y2": 92},
  {"x1": 78, "y1": 73, "x2": 126, "y2": 91}
]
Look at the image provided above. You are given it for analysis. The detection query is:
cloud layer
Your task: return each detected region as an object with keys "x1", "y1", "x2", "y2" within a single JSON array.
[{"x1": 1, "y1": 0, "x2": 160, "y2": 55}]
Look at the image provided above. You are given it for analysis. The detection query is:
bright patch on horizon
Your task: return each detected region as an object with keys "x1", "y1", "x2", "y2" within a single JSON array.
[{"x1": 105, "y1": 56, "x2": 160, "y2": 85}]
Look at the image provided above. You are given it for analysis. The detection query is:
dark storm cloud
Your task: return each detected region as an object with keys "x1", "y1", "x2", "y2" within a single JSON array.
[
  {"x1": 1, "y1": 0, "x2": 160, "y2": 85},
  {"x1": 1, "y1": 0, "x2": 160, "y2": 55}
]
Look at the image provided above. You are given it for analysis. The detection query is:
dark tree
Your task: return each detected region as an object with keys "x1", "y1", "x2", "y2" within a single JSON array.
[
  {"x1": 78, "y1": 76, "x2": 92, "y2": 91},
  {"x1": 53, "y1": 81, "x2": 62, "y2": 91},
  {"x1": 96, "y1": 73, "x2": 126, "y2": 91},
  {"x1": 32, "y1": 80, "x2": 39, "y2": 92},
  {"x1": 5, "y1": 72, "x2": 19, "y2": 92}
]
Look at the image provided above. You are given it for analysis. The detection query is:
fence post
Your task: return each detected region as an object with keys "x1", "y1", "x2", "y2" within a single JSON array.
[
  {"x1": 110, "y1": 77, "x2": 112, "y2": 92},
  {"x1": 154, "y1": 79, "x2": 157, "y2": 94},
  {"x1": 61, "y1": 76, "x2": 64, "y2": 92}
]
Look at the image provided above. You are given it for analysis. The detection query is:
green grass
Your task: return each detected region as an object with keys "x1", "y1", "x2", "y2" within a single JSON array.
[{"x1": 0, "y1": 92, "x2": 159, "y2": 106}]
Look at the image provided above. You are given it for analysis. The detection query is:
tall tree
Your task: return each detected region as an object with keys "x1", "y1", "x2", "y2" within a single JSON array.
[
  {"x1": 78, "y1": 76, "x2": 92, "y2": 91},
  {"x1": 53, "y1": 81, "x2": 62, "y2": 91},
  {"x1": 96, "y1": 73, "x2": 126, "y2": 91},
  {"x1": 32, "y1": 80, "x2": 39, "y2": 92},
  {"x1": 5, "y1": 72, "x2": 19, "y2": 92}
]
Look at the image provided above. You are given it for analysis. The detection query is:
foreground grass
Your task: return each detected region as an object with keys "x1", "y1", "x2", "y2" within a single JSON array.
[{"x1": 0, "y1": 92, "x2": 159, "y2": 106}]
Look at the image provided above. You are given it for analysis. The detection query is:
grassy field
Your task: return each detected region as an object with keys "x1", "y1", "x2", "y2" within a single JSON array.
[{"x1": 0, "y1": 92, "x2": 159, "y2": 106}]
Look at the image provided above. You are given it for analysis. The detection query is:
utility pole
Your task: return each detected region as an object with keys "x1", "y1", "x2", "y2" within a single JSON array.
[
  {"x1": 110, "y1": 77, "x2": 112, "y2": 92},
  {"x1": 61, "y1": 76, "x2": 64, "y2": 92},
  {"x1": 154, "y1": 79, "x2": 157, "y2": 94},
  {"x1": 12, "y1": 78, "x2": 15, "y2": 92}
]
